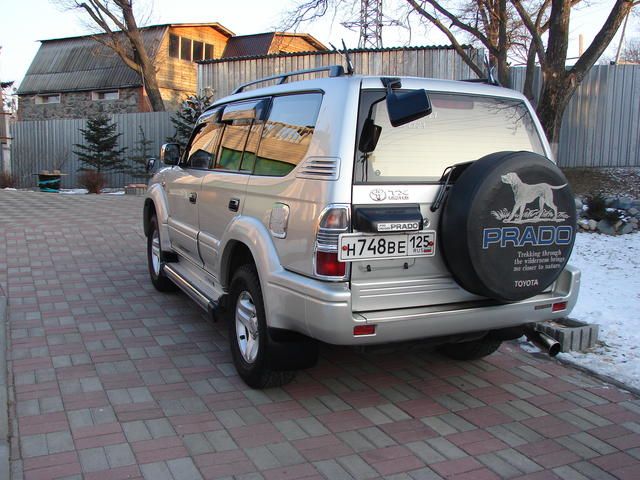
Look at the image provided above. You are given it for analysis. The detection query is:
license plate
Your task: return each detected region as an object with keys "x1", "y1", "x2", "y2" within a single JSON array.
[{"x1": 338, "y1": 231, "x2": 436, "y2": 262}]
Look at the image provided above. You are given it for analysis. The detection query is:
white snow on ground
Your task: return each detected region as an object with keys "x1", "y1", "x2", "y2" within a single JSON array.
[
  {"x1": 59, "y1": 189, "x2": 89, "y2": 195},
  {"x1": 547, "y1": 232, "x2": 640, "y2": 389}
]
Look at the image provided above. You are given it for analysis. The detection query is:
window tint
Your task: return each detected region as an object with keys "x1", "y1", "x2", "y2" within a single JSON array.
[
  {"x1": 215, "y1": 119, "x2": 252, "y2": 171},
  {"x1": 254, "y1": 93, "x2": 322, "y2": 177},
  {"x1": 169, "y1": 34, "x2": 179, "y2": 58},
  {"x1": 355, "y1": 91, "x2": 545, "y2": 183},
  {"x1": 185, "y1": 121, "x2": 223, "y2": 169}
]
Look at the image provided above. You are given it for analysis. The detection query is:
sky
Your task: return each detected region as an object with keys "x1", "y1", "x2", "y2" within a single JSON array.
[{"x1": 0, "y1": 0, "x2": 636, "y2": 88}]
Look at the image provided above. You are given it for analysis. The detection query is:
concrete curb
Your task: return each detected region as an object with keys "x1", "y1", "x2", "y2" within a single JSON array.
[{"x1": 0, "y1": 295, "x2": 9, "y2": 480}]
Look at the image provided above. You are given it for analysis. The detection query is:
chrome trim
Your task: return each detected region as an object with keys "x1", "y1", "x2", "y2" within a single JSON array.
[{"x1": 163, "y1": 264, "x2": 215, "y2": 312}]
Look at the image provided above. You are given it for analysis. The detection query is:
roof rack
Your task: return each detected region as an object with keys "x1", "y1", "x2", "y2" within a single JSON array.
[{"x1": 231, "y1": 65, "x2": 345, "y2": 94}]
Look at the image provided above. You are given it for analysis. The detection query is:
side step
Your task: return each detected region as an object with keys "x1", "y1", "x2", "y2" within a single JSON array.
[{"x1": 163, "y1": 264, "x2": 219, "y2": 316}]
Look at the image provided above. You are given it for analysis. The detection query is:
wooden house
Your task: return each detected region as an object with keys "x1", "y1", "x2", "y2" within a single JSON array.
[{"x1": 17, "y1": 24, "x2": 326, "y2": 120}]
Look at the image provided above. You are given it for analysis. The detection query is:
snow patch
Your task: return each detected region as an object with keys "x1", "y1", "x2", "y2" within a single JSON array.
[{"x1": 524, "y1": 232, "x2": 640, "y2": 390}]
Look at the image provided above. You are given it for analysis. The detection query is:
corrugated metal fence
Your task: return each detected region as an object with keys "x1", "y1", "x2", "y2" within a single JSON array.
[
  {"x1": 11, "y1": 112, "x2": 173, "y2": 188},
  {"x1": 198, "y1": 47, "x2": 484, "y2": 99},
  {"x1": 511, "y1": 64, "x2": 640, "y2": 168}
]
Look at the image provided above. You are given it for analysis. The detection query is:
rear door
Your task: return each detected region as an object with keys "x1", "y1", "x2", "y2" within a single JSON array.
[
  {"x1": 348, "y1": 89, "x2": 546, "y2": 312},
  {"x1": 198, "y1": 100, "x2": 267, "y2": 275}
]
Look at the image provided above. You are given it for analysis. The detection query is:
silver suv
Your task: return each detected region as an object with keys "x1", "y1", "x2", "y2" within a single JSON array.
[{"x1": 144, "y1": 66, "x2": 580, "y2": 388}]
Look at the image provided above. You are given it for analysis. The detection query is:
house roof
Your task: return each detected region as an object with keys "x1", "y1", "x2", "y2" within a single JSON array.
[
  {"x1": 17, "y1": 23, "x2": 234, "y2": 95},
  {"x1": 222, "y1": 32, "x2": 327, "y2": 59},
  {"x1": 222, "y1": 33, "x2": 275, "y2": 59}
]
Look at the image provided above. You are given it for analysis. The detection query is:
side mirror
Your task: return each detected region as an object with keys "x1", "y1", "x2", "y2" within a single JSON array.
[
  {"x1": 160, "y1": 143, "x2": 181, "y2": 166},
  {"x1": 386, "y1": 89, "x2": 432, "y2": 127},
  {"x1": 145, "y1": 157, "x2": 156, "y2": 173},
  {"x1": 359, "y1": 118, "x2": 382, "y2": 153}
]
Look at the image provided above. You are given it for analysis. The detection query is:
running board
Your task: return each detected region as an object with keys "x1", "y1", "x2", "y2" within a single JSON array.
[{"x1": 163, "y1": 264, "x2": 219, "y2": 315}]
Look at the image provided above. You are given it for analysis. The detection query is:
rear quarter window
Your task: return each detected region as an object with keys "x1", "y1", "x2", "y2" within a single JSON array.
[{"x1": 254, "y1": 93, "x2": 322, "y2": 177}]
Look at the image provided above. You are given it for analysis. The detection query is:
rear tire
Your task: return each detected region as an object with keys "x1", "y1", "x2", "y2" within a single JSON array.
[
  {"x1": 228, "y1": 265, "x2": 296, "y2": 388},
  {"x1": 438, "y1": 337, "x2": 502, "y2": 361},
  {"x1": 147, "y1": 215, "x2": 178, "y2": 292}
]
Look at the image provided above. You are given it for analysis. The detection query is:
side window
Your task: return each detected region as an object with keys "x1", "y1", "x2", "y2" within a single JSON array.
[
  {"x1": 184, "y1": 120, "x2": 223, "y2": 169},
  {"x1": 215, "y1": 119, "x2": 252, "y2": 170},
  {"x1": 239, "y1": 122, "x2": 264, "y2": 172},
  {"x1": 254, "y1": 93, "x2": 322, "y2": 177}
]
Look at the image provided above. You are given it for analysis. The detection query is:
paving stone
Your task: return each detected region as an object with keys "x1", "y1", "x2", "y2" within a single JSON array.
[
  {"x1": 313, "y1": 459, "x2": 355, "y2": 480},
  {"x1": 5, "y1": 192, "x2": 640, "y2": 480},
  {"x1": 140, "y1": 461, "x2": 174, "y2": 480},
  {"x1": 46, "y1": 430, "x2": 74, "y2": 453},
  {"x1": 104, "y1": 443, "x2": 136, "y2": 467},
  {"x1": 21, "y1": 434, "x2": 48, "y2": 458},
  {"x1": 478, "y1": 452, "x2": 522, "y2": 478},
  {"x1": 78, "y1": 447, "x2": 109, "y2": 473},
  {"x1": 425, "y1": 437, "x2": 467, "y2": 460},
  {"x1": 167, "y1": 457, "x2": 203, "y2": 480},
  {"x1": 337, "y1": 454, "x2": 379, "y2": 479},
  {"x1": 495, "y1": 448, "x2": 543, "y2": 474}
]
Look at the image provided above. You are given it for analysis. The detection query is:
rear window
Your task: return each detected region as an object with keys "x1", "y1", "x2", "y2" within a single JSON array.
[{"x1": 354, "y1": 91, "x2": 545, "y2": 183}]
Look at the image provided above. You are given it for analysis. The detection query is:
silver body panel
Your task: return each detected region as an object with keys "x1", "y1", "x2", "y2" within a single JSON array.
[{"x1": 146, "y1": 74, "x2": 579, "y2": 346}]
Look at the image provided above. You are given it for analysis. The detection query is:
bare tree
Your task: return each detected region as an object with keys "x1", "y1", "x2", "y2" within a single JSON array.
[
  {"x1": 59, "y1": 0, "x2": 165, "y2": 111},
  {"x1": 620, "y1": 38, "x2": 640, "y2": 62}
]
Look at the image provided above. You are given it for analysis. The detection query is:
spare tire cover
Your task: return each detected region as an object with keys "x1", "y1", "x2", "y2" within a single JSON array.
[{"x1": 440, "y1": 151, "x2": 576, "y2": 302}]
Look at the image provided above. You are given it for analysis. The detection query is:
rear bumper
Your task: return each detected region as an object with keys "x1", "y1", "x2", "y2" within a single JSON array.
[{"x1": 265, "y1": 265, "x2": 580, "y2": 346}]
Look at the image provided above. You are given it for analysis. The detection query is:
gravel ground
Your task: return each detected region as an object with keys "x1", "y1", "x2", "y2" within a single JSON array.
[{"x1": 563, "y1": 167, "x2": 640, "y2": 198}]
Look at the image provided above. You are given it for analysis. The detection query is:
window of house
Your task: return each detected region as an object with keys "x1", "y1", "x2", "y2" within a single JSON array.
[
  {"x1": 91, "y1": 90, "x2": 119, "y2": 101},
  {"x1": 169, "y1": 34, "x2": 180, "y2": 59},
  {"x1": 193, "y1": 41, "x2": 204, "y2": 61},
  {"x1": 180, "y1": 38, "x2": 192, "y2": 62},
  {"x1": 35, "y1": 94, "x2": 61, "y2": 105},
  {"x1": 204, "y1": 43, "x2": 214, "y2": 59},
  {"x1": 254, "y1": 93, "x2": 323, "y2": 177}
]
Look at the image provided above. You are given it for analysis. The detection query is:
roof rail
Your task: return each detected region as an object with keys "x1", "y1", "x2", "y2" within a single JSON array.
[{"x1": 231, "y1": 65, "x2": 345, "y2": 94}]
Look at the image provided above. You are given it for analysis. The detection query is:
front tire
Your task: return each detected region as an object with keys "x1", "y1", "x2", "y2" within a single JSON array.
[
  {"x1": 146, "y1": 215, "x2": 177, "y2": 292},
  {"x1": 228, "y1": 265, "x2": 295, "y2": 388},
  {"x1": 438, "y1": 337, "x2": 502, "y2": 361}
]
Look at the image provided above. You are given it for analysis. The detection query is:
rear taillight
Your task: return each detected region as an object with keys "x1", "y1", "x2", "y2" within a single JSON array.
[
  {"x1": 316, "y1": 251, "x2": 346, "y2": 277},
  {"x1": 315, "y1": 205, "x2": 349, "y2": 280}
]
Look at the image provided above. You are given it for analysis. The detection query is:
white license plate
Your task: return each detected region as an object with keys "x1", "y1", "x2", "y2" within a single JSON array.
[{"x1": 338, "y1": 231, "x2": 436, "y2": 262}]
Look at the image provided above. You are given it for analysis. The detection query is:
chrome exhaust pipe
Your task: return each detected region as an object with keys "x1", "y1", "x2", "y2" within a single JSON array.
[{"x1": 524, "y1": 327, "x2": 561, "y2": 357}]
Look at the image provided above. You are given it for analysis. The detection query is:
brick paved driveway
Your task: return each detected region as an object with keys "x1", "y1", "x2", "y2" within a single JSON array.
[{"x1": 1, "y1": 190, "x2": 640, "y2": 480}]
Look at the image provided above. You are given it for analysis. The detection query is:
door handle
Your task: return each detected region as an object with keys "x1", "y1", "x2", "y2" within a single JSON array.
[
  {"x1": 188, "y1": 192, "x2": 197, "y2": 204},
  {"x1": 228, "y1": 198, "x2": 240, "y2": 212}
]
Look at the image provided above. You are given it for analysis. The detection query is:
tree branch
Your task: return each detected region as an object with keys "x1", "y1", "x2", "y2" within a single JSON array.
[
  {"x1": 571, "y1": 0, "x2": 635, "y2": 81},
  {"x1": 406, "y1": 0, "x2": 485, "y2": 78},
  {"x1": 511, "y1": 0, "x2": 547, "y2": 68},
  {"x1": 420, "y1": 0, "x2": 497, "y2": 54}
]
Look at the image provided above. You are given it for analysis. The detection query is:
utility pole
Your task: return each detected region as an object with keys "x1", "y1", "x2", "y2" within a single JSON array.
[{"x1": 342, "y1": 0, "x2": 399, "y2": 49}]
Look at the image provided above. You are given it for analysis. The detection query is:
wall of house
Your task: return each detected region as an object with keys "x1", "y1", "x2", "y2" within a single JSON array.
[
  {"x1": 156, "y1": 26, "x2": 229, "y2": 108},
  {"x1": 18, "y1": 88, "x2": 147, "y2": 121}
]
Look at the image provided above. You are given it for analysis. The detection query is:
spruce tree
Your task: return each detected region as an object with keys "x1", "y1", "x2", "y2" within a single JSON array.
[
  {"x1": 167, "y1": 93, "x2": 213, "y2": 149},
  {"x1": 74, "y1": 114, "x2": 128, "y2": 173},
  {"x1": 129, "y1": 125, "x2": 154, "y2": 179}
]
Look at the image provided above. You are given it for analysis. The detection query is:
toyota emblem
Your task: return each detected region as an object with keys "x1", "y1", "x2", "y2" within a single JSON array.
[{"x1": 369, "y1": 188, "x2": 386, "y2": 201}]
